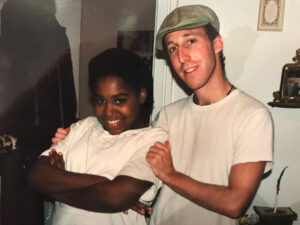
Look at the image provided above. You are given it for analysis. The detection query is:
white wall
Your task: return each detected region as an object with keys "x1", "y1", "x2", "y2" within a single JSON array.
[
  {"x1": 79, "y1": 0, "x2": 156, "y2": 118},
  {"x1": 154, "y1": 0, "x2": 300, "y2": 223},
  {"x1": 55, "y1": 0, "x2": 82, "y2": 116}
]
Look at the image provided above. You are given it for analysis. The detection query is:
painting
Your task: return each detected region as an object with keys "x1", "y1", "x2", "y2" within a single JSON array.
[
  {"x1": 117, "y1": 30, "x2": 154, "y2": 70},
  {"x1": 257, "y1": 0, "x2": 285, "y2": 31}
]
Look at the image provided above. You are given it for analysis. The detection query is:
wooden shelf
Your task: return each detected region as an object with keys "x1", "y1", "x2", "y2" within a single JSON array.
[{"x1": 268, "y1": 101, "x2": 300, "y2": 108}]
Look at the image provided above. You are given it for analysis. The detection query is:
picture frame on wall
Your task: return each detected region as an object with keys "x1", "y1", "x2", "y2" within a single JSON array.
[
  {"x1": 257, "y1": 0, "x2": 285, "y2": 31},
  {"x1": 117, "y1": 30, "x2": 154, "y2": 70},
  {"x1": 280, "y1": 67, "x2": 300, "y2": 101}
]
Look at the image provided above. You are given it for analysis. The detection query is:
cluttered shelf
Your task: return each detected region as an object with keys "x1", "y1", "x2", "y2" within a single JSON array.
[{"x1": 0, "y1": 146, "x2": 43, "y2": 225}]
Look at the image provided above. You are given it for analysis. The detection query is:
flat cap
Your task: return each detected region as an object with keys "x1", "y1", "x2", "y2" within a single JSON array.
[{"x1": 156, "y1": 5, "x2": 220, "y2": 50}]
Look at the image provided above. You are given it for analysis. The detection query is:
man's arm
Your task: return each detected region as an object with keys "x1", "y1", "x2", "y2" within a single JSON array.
[
  {"x1": 28, "y1": 156, "x2": 108, "y2": 195},
  {"x1": 51, "y1": 175, "x2": 153, "y2": 213},
  {"x1": 146, "y1": 141, "x2": 265, "y2": 218}
]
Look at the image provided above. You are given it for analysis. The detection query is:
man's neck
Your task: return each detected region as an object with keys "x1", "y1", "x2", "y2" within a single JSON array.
[{"x1": 193, "y1": 70, "x2": 233, "y2": 106}]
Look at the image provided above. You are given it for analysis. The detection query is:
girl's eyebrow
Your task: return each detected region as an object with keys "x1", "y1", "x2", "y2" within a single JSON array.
[
  {"x1": 113, "y1": 93, "x2": 130, "y2": 98},
  {"x1": 94, "y1": 93, "x2": 129, "y2": 98}
]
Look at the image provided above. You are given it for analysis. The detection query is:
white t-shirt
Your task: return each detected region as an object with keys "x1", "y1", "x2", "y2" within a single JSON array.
[
  {"x1": 41, "y1": 116, "x2": 169, "y2": 225},
  {"x1": 150, "y1": 89, "x2": 273, "y2": 225}
]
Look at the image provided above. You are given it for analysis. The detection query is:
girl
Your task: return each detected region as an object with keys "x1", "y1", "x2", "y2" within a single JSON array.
[{"x1": 28, "y1": 48, "x2": 168, "y2": 225}]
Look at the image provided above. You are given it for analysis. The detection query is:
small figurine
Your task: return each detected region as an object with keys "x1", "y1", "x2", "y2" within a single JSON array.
[{"x1": 0, "y1": 134, "x2": 18, "y2": 153}]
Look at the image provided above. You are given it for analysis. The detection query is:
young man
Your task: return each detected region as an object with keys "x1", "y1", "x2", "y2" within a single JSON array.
[{"x1": 145, "y1": 4, "x2": 273, "y2": 225}]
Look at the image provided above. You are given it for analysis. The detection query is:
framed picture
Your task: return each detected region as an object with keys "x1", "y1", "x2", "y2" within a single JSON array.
[
  {"x1": 257, "y1": 0, "x2": 285, "y2": 31},
  {"x1": 117, "y1": 30, "x2": 154, "y2": 70},
  {"x1": 280, "y1": 67, "x2": 300, "y2": 101}
]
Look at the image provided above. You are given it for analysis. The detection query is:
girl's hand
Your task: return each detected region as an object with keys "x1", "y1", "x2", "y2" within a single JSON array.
[
  {"x1": 51, "y1": 127, "x2": 70, "y2": 146},
  {"x1": 48, "y1": 149, "x2": 65, "y2": 170}
]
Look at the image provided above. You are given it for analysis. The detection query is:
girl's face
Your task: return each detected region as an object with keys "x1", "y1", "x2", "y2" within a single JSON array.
[{"x1": 93, "y1": 76, "x2": 146, "y2": 135}]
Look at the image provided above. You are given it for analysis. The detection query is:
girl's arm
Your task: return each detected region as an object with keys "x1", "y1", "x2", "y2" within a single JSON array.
[
  {"x1": 29, "y1": 156, "x2": 153, "y2": 213},
  {"x1": 28, "y1": 156, "x2": 109, "y2": 195},
  {"x1": 51, "y1": 175, "x2": 152, "y2": 213}
]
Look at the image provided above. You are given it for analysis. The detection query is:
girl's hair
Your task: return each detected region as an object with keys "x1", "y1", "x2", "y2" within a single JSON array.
[{"x1": 88, "y1": 48, "x2": 153, "y2": 124}]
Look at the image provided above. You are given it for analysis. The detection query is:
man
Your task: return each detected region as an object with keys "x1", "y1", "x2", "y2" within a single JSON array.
[{"x1": 145, "y1": 4, "x2": 273, "y2": 225}]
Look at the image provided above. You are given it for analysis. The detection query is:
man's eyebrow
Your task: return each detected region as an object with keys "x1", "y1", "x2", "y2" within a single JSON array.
[
  {"x1": 165, "y1": 40, "x2": 176, "y2": 48},
  {"x1": 165, "y1": 32, "x2": 196, "y2": 47}
]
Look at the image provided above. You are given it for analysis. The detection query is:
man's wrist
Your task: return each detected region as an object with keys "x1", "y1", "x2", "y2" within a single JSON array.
[{"x1": 162, "y1": 170, "x2": 179, "y2": 185}]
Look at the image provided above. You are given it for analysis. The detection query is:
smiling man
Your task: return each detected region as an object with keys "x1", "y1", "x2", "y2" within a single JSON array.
[{"x1": 145, "y1": 5, "x2": 274, "y2": 225}]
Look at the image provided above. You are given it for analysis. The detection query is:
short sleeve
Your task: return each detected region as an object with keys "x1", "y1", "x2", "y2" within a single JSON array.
[
  {"x1": 40, "y1": 117, "x2": 99, "y2": 157},
  {"x1": 118, "y1": 127, "x2": 169, "y2": 203},
  {"x1": 233, "y1": 108, "x2": 274, "y2": 173}
]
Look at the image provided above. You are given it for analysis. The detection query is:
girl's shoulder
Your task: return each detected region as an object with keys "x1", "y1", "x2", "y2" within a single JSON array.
[
  {"x1": 137, "y1": 126, "x2": 169, "y2": 142},
  {"x1": 69, "y1": 116, "x2": 102, "y2": 134}
]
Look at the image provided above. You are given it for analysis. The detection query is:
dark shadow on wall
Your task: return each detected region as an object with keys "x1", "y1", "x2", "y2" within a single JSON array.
[{"x1": 0, "y1": 0, "x2": 77, "y2": 157}]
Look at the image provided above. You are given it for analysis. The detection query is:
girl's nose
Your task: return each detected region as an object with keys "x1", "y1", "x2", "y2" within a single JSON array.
[{"x1": 104, "y1": 102, "x2": 114, "y2": 116}]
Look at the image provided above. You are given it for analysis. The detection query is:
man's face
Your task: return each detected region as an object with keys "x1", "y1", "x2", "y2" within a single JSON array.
[{"x1": 165, "y1": 27, "x2": 221, "y2": 91}]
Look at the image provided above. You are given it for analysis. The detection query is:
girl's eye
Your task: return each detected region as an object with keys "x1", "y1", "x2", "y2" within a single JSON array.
[
  {"x1": 115, "y1": 98, "x2": 126, "y2": 105},
  {"x1": 95, "y1": 98, "x2": 105, "y2": 105}
]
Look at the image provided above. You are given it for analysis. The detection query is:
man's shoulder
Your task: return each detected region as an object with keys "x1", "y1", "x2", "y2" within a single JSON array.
[
  {"x1": 232, "y1": 90, "x2": 271, "y2": 117},
  {"x1": 162, "y1": 96, "x2": 191, "y2": 111}
]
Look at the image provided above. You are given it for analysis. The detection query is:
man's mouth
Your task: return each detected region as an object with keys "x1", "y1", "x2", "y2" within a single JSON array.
[{"x1": 184, "y1": 65, "x2": 198, "y2": 73}]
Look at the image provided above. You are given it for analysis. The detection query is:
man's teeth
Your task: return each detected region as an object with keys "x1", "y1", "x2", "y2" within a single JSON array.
[
  {"x1": 185, "y1": 67, "x2": 196, "y2": 73},
  {"x1": 108, "y1": 120, "x2": 120, "y2": 124}
]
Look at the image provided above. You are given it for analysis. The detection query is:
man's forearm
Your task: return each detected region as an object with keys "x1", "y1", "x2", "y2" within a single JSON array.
[
  {"x1": 28, "y1": 156, "x2": 109, "y2": 195},
  {"x1": 163, "y1": 171, "x2": 238, "y2": 216},
  {"x1": 162, "y1": 162, "x2": 266, "y2": 218}
]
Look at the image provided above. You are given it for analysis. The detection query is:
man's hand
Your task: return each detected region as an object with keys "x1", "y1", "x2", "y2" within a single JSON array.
[
  {"x1": 124, "y1": 201, "x2": 153, "y2": 216},
  {"x1": 49, "y1": 149, "x2": 65, "y2": 169},
  {"x1": 51, "y1": 127, "x2": 70, "y2": 146},
  {"x1": 146, "y1": 140, "x2": 176, "y2": 182}
]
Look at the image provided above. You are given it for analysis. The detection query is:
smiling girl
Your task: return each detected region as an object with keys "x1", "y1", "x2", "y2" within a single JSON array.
[{"x1": 28, "y1": 48, "x2": 168, "y2": 225}]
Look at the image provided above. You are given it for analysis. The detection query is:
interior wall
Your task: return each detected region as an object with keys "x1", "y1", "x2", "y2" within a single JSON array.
[
  {"x1": 55, "y1": 0, "x2": 82, "y2": 113},
  {"x1": 79, "y1": 0, "x2": 156, "y2": 118},
  {"x1": 154, "y1": 0, "x2": 300, "y2": 223}
]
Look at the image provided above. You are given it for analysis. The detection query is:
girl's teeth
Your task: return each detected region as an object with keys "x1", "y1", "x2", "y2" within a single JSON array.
[{"x1": 108, "y1": 120, "x2": 120, "y2": 124}]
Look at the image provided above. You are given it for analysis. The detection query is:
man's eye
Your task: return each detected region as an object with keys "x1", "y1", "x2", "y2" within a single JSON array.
[
  {"x1": 168, "y1": 46, "x2": 177, "y2": 53},
  {"x1": 188, "y1": 39, "x2": 196, "y2": 44}
]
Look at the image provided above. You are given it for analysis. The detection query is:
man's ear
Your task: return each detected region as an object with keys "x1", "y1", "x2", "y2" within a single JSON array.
[
  {"x1": 139, "y1": 88, "x2": 147, "y2": 104},
  {"x1": 213, "y1": 35, "x2": 223, "y2": 54}
]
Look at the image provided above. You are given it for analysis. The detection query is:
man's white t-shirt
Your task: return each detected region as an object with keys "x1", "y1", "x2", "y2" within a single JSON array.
[
  {"x1": 150, "y1": 89, "x2": 273, "y2": 225},
  {"x1": 41, "y1": 116, "x2": 168, "y2": 225}
]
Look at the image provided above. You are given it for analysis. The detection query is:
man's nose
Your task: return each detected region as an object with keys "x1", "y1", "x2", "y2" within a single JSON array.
[{"x1": 178, "y1": 47, "x2": 190, "y2": 63}]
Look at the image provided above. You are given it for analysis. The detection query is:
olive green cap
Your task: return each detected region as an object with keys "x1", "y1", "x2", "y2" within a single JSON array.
[{"x1": 156, "y1": 5, "x2": 220, "y2": 50}]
